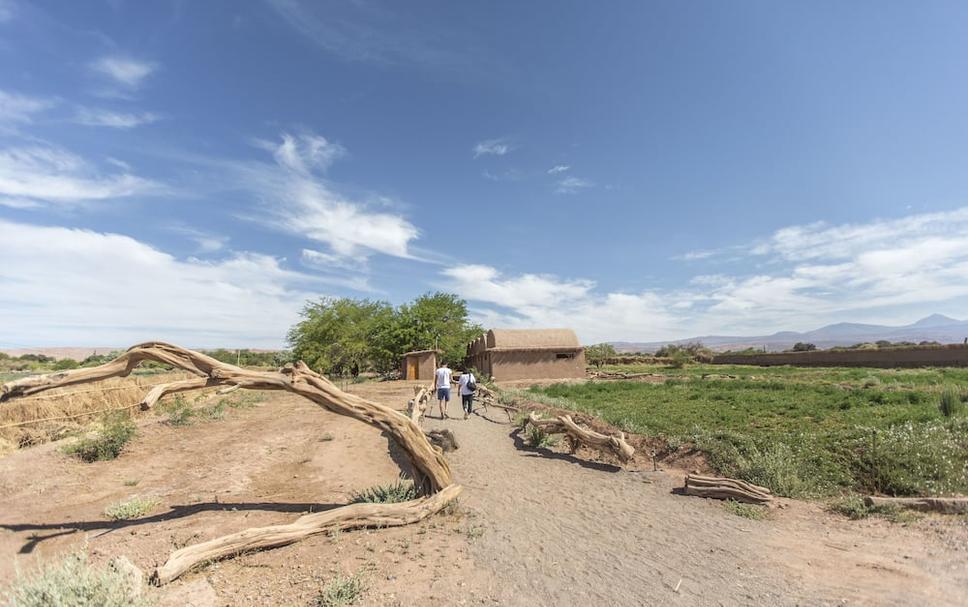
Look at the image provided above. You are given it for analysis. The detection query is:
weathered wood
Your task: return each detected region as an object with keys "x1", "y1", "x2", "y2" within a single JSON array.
[
  {"x1": 527, "y1": 412, "x2": 635, "y2": 462},
  {"x1": 864, "y1": 495, "x2": 968, "y2": 514},
  {"x1": 682, "y1": 474, "x2": 773, "y2": 504},
  {"x1": 408, "y1": 383, "x2": 433, "y2": 423},
  {"x1": 152, "y1": 484, "x2": 462, "y2": 585},
  {"x1": 1, "y1": 342, "x2": 460, "y2": 584}
]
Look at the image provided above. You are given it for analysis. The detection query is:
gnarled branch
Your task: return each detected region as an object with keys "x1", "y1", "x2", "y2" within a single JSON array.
[{"x1": 527, "y1": 411, "x2": 635, "y2": 462}]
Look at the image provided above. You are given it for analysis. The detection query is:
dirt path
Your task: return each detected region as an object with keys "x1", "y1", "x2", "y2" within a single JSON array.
[{"x1": 422, "y1": 402, "x2": 968, "y2": 607}]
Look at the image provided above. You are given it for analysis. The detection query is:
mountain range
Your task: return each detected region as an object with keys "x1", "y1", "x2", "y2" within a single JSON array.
[{"x1": 611, "y1": 314, "x2": 968, "y2": 353}]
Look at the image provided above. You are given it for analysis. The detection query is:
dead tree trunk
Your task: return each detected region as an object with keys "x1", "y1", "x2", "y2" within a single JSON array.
[
  {"x1": 864, "y1": 496, "x2": 968, "y2": 514},
  {"x1": 526, "y1": 411, "x2": 635, "y2": 462},
  {"x1": 682, "y1": 474, "x2": 773, "y2": 504},
  {"x1": 1, "y1": 342, "x2": 459, "y2": 583}
]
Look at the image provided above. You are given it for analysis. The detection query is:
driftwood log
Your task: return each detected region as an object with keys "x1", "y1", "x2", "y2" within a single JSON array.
[
  {"x1": 155, "y1": 484, "x2": 462, "y2": 584},
  {"x1": 0, "y1": 342, "x2": 459, "y2": 583},
  {"x1": 472, "y1": 385, "x2": 517, "y2": 422},
  {"x1": 526, "y1": 411, "x2": 635, "y2": 462},
  {"x1": 864, "y1": 496, "x2": 968, "y2": 514},
  {"x1": 682, "y1": 474, "x2": 773, "y2": 504},
  {"x1": 408, "y1": 383, "x2": 433, "y2": 423}
]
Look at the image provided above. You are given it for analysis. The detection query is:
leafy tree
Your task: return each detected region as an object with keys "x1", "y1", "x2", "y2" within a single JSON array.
[
  {"x1": 585, "y1": 343, "x2": 617, "y2": 368},
  {"x1": 52, "y1": 358, "x2": 80, "y2": 370},
  {"x1": 287, "y1": 298, "x2": 395, "y2": 376},
  {"x1": 396, "y1": 292, "x2": 482, "y2": 366},
  {"x1": 791, "y1": 342, "x2": 817, "y2": 352}
]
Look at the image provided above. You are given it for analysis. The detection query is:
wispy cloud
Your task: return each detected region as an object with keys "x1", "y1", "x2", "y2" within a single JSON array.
[
  {"x1": 443, "y1": 208, "x2": 968, "y2": 342},
  {"x1": 234, "y1": 131, "x2": 418, "y2": 261},
  {"x1": 473, "y1": 138, "x2": 512, "y2": 158},
  {"x1": 0, "y1": 0, "x2": 15, "y2": 23},
  {"x1": 0, "y1": 89, "x2": 56, "y2": 125},
  {"x1": 0, "y1": 144, "x2": 160, "y2": 207},
  {"x1": 167, "y1": 224, "x2": 229, "y2": 253},
  {"x1": 73, "y1": 107, "x2": 161, "y2": 129},
  {"x1": 547, "y1": 164, "x2": 570, "y2": 175},
  {"x1": 482, "y1": 168, "x2": 522, "y2": 182},
  {"x1": 90, "y1": 56, "x2": 157, "y2": 90},
  {"x1": 0, "y1": 219, "x2": 321, "y2": 348},
  {"x1": 554, "y1": 176, "x2": 593, "y2": 194}
]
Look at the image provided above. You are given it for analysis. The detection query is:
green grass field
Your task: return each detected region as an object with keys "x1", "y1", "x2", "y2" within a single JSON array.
[{"x1": 528, "y1": 364, "x2": 968, "y2": 498}]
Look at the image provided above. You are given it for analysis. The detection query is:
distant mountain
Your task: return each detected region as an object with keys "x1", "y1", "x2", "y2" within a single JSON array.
[{"x1": 611, "y1": 314, "x2": 968, "y2": 353}]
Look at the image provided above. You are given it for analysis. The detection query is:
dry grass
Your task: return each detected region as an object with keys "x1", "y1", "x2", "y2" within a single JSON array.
[{"x1": 0, "y1": 371, "x2": 193, "y2": 448}]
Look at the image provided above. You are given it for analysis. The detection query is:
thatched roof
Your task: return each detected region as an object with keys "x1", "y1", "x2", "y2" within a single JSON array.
[{"x1": 485, "y1": 329, "x2": 581, "y2": 351}]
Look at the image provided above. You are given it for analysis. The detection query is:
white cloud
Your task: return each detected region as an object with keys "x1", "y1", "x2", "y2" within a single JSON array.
[
  {"x1": 0, "y1": 220, "x2": 322, "y2": 348},
  {"x1": 473, "y1": 138, "x2": 512, "y2": 158},
  {"x1": 0, "y1": 89, "x2": 55, "y2": 124},
  {"x1": 90, "y1": 56, "x2": 157, "y2": 89},
  {"x1": 74, "y1": 107, "x2": 161, "y2": 128},
  {"x1": 547, "y1": 164, "x2": 570, "y2": 174},
  {"x1": 555, "y1": 176, "x2": 593, "y2": 194},
  {"x1": 237, "y1": 131, "x2": 419, "y2": 260},
  {"x1": 0, "y1": 144, "x2": 160, "y2": 207},
  {"x1": 443, "y1": 208, "x2": 968, "y2": 342}
]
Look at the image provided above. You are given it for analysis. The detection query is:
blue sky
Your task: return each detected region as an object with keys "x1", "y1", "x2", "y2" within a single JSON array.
[{"x1": 2, "y1": 0, "x2": 968, "y2": 348}]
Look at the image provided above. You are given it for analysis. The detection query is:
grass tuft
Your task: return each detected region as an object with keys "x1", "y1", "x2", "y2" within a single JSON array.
[
  {"x1": 62, "y1": 413, "x2": 136, "y2": 462},
  {"x1": 104, "y1": 496, "x2": 160, "y2": 521},
  {"x1": 723, "y1": 499, "x2": 768, "y2": 520},
  {"x1": 350, "y1": 477, "x2": 417, "y2": 504},
  {"x1": 829, "y1": 496, "x2": 920, "y2": 524},
  {"x1": 2, "y1": 551, "x2": 148, "y2": 607},
  {"x1": 314, "y1": 571, "x2": 365, "y2": 607},
  {"x1": 939, "y1": 386, "x2": 964, "y2": 418}
]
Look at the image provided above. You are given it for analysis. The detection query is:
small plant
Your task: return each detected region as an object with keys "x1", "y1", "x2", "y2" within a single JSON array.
[
  {"x1": 525, "y1": 423, "x2": 559, "y2": 448},
  {"x1": 939, "y1": 386, "x2": 964, "y2": 418},
  {"x1": 162, "y1": 396, "x2": 194, "y2": 426},
  {"x1": 351, "y1": 477, "x2": 417, "y2": 504},
  {"x1": 2, "y1": 551, "x2": 148, "y2": 607},
  {"x1": 104, "y1": 496, "x2": 160, "y2": 521},
  {"x1": 62, "y1": 413, "x2": 136, "y2": 462},
  {"x1": 122, "y1": 479, "x2": 139, "y2": 487},
  {"x1": 199, "y1": 400, "x2": 226, "y2": 421},
  {"x1": 314, "y1": 571, "x2": 365, "y2": 607},
  {"x1": 829, "y1": 496, "x2": 919, "y2": 524},
  {"x1": 723, "y1": 500, "x2": 768, "y2": 520},
  {"x1": 320, "y1": 431, "x2": 336, "y2": 441}
]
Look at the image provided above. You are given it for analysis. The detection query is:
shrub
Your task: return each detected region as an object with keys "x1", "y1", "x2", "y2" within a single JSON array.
[
  {"x1": 723, "y1": 500, "x2": 768, "y2": 520},
  {"x1": 351, "y1": 477, "x2": 417, "y2": 504},
  {"x1": 791, "y1": 342, "x2": 817, "y2": 352},
  {"x1": 2, "y1": 552, "x2": 147, "y2": 607},
  {"x1": 162, "y1": 396, "x2": 194, "y2": 426},
  {"x1": 829, "y1": 496, "x2": 918, "y2": 524},
  {"x1": 63, "y1": 413, "x2": 136, "y2": 462},
  {"x1": 314, "y1": 571, "x2": 365, "y2": 607},
  {"x1": 104, "y1": 496, "x2": 160, "y2": 521},
  {"x1": 939, "y1": 386, "x2": 963, "y2": 418}
]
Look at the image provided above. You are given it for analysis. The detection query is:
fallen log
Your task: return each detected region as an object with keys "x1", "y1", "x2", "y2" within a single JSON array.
[
  {"x1": 408, "y1": 383, "x2": 433, "y2": 423},
  {"x1": 682, "y1": 474, "x2": 773, "y2": 504},
  {"x1": 153, "y1": 484, "x2": 462, "y2": 585},
  {"x1": 526, "y1": 411, "x2": 635, "y2": 462},
  {"x1": 1, "y1": 342, "x2": 459, "y2": 583},
  {"x1": 864, "y1": 496, "x2": 968, "y2": 514}
]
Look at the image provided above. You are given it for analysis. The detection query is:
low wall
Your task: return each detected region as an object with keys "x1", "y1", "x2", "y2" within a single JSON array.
[{"x1": 712, "y1": 345, "x2": 968, "y2": 368}]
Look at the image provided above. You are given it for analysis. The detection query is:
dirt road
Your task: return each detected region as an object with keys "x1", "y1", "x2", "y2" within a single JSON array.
[{"x1": 419, "y1": 399, "x2": 968, "y2": 607}]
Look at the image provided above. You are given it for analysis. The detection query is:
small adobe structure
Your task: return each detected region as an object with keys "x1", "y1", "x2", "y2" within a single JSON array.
[
  {"x1": 465, "y1": 328, "x2": 586, "y2": 381},
  {"x1": 401, "y1": 349, "x2": 439, "y2": 380}
]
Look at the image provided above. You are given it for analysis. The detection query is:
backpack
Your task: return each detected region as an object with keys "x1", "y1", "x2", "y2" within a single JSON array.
[{"x1": 465, "y1": 373, "x2": 477, "y2": 393}]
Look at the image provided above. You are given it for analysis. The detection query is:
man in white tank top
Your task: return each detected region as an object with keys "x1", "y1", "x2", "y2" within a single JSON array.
[{"x1": 434, "y1": 362, "x2": 452, "y2": 419}]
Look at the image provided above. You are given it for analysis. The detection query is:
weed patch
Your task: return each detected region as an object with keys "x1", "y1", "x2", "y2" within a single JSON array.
[
  {"x1": 104, "y1": 496, "x2": 160, "y2": 521},
  {"x1": 723, "y1": 500, "x2": 768, "y2": 520},
  {"x1": 314, "y1": 571, "x2": 365, "y2": 607},
  {"x1": 62, "y1": 413, "x2": 136, "y2": 462},
  {"x1": 2, "y1": 551, "x2": 148, "y2": 607},
  {"x1": 351, "y1": 477, "x2": 417, "y2": 504}
]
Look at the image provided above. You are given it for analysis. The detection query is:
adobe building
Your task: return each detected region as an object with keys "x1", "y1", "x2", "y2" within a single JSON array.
[
  {"x1": 401, "y1": 349, "x2": 438, "y2": 380},
  {"x1": 465, "y1": 328, "x2": 586, "y2": 381}
]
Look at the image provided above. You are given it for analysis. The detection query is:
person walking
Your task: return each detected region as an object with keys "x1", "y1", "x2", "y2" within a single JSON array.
[
  {"x1": 434, "y1": 361, "x2": 453, "y2": 419},
  {"x1": 457, "y1": 368, "x2": 477, "y2": 419}
]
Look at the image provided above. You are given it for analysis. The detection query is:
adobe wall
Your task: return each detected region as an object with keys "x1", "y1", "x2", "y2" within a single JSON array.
[
  {"x1": 489, "y1": 350, "x2": 587, "y2": 381},
  {"x1": 712, "y1": 345, "x2": 968, "y2": 368}
]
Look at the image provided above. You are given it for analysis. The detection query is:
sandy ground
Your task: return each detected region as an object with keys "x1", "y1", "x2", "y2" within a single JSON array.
[{"x1": 1, "y1": 380, "x2": 966, "y2": 606}]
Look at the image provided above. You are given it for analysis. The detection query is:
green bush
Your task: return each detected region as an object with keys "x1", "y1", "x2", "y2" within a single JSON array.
[
  {"x1": 2, "y1": 552, "x2": 147, "y2": 607},
  {"x1": 314, "y1": 571, "x2": 365, "y2": 607},
  {"x1": 161, "y1": 396, "x2": 194, "y2": 426},
  {"x1": 104, "y1": 496, "x2": 160, "y2": 521},
  {"x1": 351, "y1": 477, "x2": 417, "y2": 504},
  {"x1": 829, "y1": 496, "x2": 918, "y2": 523},
  {"x1": 524, "y1": 423, "x2": 558, "y2": 448},
  {"x1": 723, "y1": 499, "x2": 768, "y2": 520},
  {"x1": 939, "y1": 386, "x2": 964, "y2": 417},
  {"x1": 63, "y1": 414, "x2": 136, "y2": 462}
]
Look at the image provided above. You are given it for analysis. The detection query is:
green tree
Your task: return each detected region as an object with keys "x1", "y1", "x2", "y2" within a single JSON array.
[
  {"x1": 791, "y1": 342, "x2": 817, "y2": 352},
  {"x1": 585, "y1": 343, "x2": 617, "y2": 369},
  {"x1": 396, "y1": 292, "x2": 482, "y2": 366},
  {"x1": 287, "y1": 298, "x2": 396, "y2": 376}
]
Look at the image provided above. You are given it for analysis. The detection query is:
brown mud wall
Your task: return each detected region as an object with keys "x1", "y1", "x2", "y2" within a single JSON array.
[{"x1": 712, "y1": 345, "x2": 968, "y2": 368}]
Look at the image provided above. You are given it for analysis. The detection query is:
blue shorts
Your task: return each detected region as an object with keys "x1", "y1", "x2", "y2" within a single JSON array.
[{"x1": 436, "y1": 387, "x2": 451, "y2": 401}]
